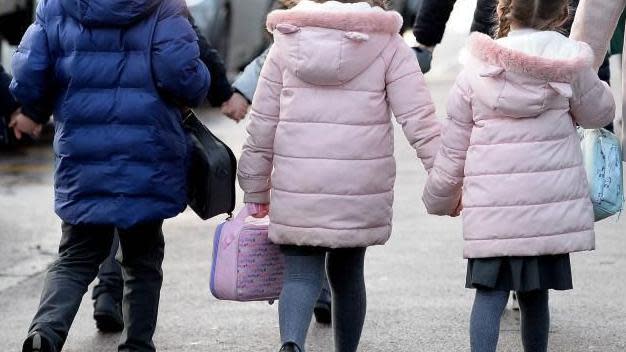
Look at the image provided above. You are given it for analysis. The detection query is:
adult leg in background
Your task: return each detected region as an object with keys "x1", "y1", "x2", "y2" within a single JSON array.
[
  {"x1": 314, "y1": 257, "x2": 332, "y2": 325},
  {"x1": 92, "y1": 234, "x2": 124, "y2": 332},
  {"x1": 116, "y1": 221, "x2": 165, "y2": 352},
  {"x1": 470, "y1": 288, "x2": 510, "y2": 352},
  {"x1": 326, "y1": 248, "x2": 367, "y2": 352}
]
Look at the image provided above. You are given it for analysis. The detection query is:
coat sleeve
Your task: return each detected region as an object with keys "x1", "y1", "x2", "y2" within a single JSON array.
[
  {"x1": 237, "y1": 46, "x2": 282, "y2": 204},
  {"x1": 470, "y1": 0, "x2": 496, "y2": 36},
  {"x1": 232, "y1": 47, "x2": 270, "y2": 103},
  {"x1": 385, "y1": 37, "x2": 441, "y2": 171},
  {"x1": 188, "y1": 14, "x2": 233, "y2": 107},
  {"x1": 0, "y1": 65, "x2": 19, "y2": 119},
  {"x1": 412, "y1": 0, "x2": 456, "y2": 47},
  {"x1": 571, "y1": 0, "x2": 626, "y2": 69},
  {"x1": 9, "y1": 3, "x2": 54, "y2": 125},
  {"x1": 570, "y1": 67, "x2": 616, "y2": 129},
  {"x1": 422, "y1": 72, "x2": 473, "y2": 216},
  {"x1": 152, "y1": 3, "x2": 210, "y2": 108}
]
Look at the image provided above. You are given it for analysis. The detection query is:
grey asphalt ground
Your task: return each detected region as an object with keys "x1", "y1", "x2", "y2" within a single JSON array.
[{"x1": 1, "y1": 5, "x2": 625, "y2": 351}]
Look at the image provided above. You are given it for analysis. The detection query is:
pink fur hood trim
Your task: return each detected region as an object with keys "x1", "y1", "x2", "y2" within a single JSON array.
[
  {"x1": 467, "y1": 32, "x2": 595, "y2": 82},
  {"x1": 266, "y1": 2, "x2": 403, "y2": 34}
]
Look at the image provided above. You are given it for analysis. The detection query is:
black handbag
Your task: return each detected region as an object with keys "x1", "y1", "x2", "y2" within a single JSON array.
[{"x1": 183, "y1": 109, "x2": 237, "y2": 220}]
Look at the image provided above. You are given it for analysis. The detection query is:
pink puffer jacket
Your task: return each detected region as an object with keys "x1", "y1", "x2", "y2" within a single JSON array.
[
  {"x1": 423, "y1": 30, "x2": 616, "y2": 259},
  {"x1": 238, "y1": 1, "x2": 440, "y2": 248}
]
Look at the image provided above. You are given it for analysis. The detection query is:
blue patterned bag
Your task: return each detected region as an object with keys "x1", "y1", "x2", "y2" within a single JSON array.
[{"x1": 579, "y1": 128, "x2": 624, "y2": 221}]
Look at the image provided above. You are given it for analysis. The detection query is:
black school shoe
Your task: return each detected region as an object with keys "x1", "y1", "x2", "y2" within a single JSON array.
[
  {"x1": 93, "y1": 292, "x2": 124, "y2": 333},
  {"x1": 313, "y1": 300, "x2": 331, "y2": 325},
  {"x1": 22, "y1": 332, "x2": 54, "y2": 352},
  {"x1": 279, "y1": 342, "x2": 302, "y2": 352},
  {"x1": 313, "y1": 287, "x2": 332, "y2": 325}
]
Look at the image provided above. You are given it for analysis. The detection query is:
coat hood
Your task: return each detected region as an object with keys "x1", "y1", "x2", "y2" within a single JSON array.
[
  {"x1": 60, "y1": 0, "x2": 161, "y2": 26},
  {"x1": 266, "y1": 0, "x2": 403, "y2": 86},
  {"x1": 464, "y1": 30, "x2": 595, "y2": 118}
]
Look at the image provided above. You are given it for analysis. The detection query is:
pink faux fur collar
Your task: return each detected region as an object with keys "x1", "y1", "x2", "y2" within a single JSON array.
[
  {"x1": 467, "y1": 33, "x2": 594, "y2": 82},
  {"x1": 266, "y1": 6, "x2": 403, "y2": 34}
]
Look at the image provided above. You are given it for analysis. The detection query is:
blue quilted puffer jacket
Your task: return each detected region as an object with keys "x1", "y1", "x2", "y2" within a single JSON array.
[{"x1": 10, "y1": 0, "x2": 210, "y2": 228}]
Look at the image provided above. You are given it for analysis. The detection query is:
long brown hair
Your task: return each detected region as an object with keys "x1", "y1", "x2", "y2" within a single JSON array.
[
  {"x1": 312, "y1": 0, "x2": 390, "y2": 10},
  {"x1": 496, "y1": 0, "x2": 569, "y2": 38}
]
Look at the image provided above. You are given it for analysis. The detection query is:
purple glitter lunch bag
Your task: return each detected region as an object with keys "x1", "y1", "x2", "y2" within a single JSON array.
[{"x1": 210, "y1": 204, "x2": 284, "y2": 302}]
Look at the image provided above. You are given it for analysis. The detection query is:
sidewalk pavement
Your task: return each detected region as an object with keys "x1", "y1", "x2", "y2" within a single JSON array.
[{"x1": 1, "y1": 10, "x2": 625, "y2": 350}]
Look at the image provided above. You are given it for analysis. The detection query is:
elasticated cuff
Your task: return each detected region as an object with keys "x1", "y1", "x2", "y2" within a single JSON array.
[{"x1": 244, "y1": 191, "x2": 270, "y2": 204}]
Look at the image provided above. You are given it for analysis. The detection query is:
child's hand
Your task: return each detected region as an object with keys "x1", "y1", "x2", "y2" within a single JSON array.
[
  {"x1": 247, "y1": 203, "x2": 270, "y2": 218},
  {"x1": 221, "y1": 92, "x2": 249, "y2": 123},
  {"x1": 451, "y1": 196, "x2": 463, "y2": 217},
  {"x1": 9, "y1": 109, "x2": 42, "y2": 140}
]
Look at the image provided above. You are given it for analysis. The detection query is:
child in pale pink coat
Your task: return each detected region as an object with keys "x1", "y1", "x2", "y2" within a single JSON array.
[
  {"x1": 237, "y1": 1, "x2": 440, "y2": 351},
  {"x1": 423, "y1": 0, "x2": 615, "y2": 351}
]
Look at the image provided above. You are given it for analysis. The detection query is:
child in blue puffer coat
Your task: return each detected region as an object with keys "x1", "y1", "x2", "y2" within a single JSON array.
[{"x1": 10, "y1": 0, "x2": 210, "y2": 350}]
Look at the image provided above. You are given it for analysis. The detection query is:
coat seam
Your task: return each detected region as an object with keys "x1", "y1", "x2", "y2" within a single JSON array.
[
  {"x1": 466, "y1": 164, "x2": 582, "y2": 177},
  {"x1": 464, "y1": 196, "x2": 590, "y2": 209},
  {"x1": 272, "y1": 188, "x2": 392, "y2": 197},
  {"x1": 468, "y1": 134, "x2": 572, "y2": 147},
  {"x1": 281, "y1": 86, "x2": 384, "y2": 93},
  {"x1": 273, "y1": 153, "x2": 393, "y2": 161},
  {"x1": 465, "y1": 228, "x2": 594, "y2": 241},
  {"x1": 394, "y1": 104, "x2": 435, "y2": 120},
  {"x1": 271, "y1": 222, "x2": 391, "y2": 231},
  {"x1": 278, "y1": 120, "x2": 389, "y2": 127},
  {"x1": 387, "y1": 70, "x2": 421, "y2": 85}
]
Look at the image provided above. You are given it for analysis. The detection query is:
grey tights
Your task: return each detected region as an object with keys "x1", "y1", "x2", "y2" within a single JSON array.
[
  {"x1": 279, "y1": 246, "x2": 367, "y2": 352},
  {"x1": 470, "y1": 289, "x2": 550, "y2": 352}
]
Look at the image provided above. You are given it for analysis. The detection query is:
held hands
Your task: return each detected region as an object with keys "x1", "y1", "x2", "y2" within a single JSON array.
[
  {"x1": 450, "y1": 195, "x2": 463, "y2": 218},
  {"x1": 221, "y1": 92, "x2": 249, "y2": 123},
  {"x1": 248, "y1": 203, "x2": 270, "y2": 218},
  {"x1": 412, "y1": 45, "x2": 434, "y2": 74},
  {"x1": 9, "y1": 109, "x2": 42, "y2": 140}
]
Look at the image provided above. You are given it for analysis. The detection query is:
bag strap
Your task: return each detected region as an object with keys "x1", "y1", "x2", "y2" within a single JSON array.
[{"x1": 223, "y1": 204, "x2": 264, "y2": 246}]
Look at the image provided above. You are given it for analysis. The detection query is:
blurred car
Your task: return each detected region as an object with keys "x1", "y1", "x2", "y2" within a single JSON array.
[{"x1": 187, "y1": 0, "x2": 421, "y2": 72}]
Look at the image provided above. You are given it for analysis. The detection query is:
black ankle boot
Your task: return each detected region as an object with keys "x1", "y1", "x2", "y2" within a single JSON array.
[
  {"x1": 22, "y1": 332, "x2": 54, "y2": 352},
  {"x1": 279, "y1": 342, "x2": 301, "y2": 352},
  {"x1": 314, "y1": 286, "x2": 332, "y2": 325},
  {"x1": 93, "y1": 292, "x2": 124, "y2": 332},
  {"x1": 313, "y1": 300, "x2": 331, "y2": 325}
]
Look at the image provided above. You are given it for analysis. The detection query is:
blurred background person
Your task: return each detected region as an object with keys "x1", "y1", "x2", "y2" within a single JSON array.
[
  {"x1": 412, "y1": 0, "x2": 495, "y2": 72},
  {"x1": 571, "y1": 0, "x2": 626, "y2": 160},
  {"x1": 1, "y1": 64, "x2": 45, "y2": 145}
]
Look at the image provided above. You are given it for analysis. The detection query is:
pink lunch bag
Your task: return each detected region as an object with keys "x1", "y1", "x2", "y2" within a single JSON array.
[{"x1": 210, "y1": 204, "x2": 284, "y2": 302}]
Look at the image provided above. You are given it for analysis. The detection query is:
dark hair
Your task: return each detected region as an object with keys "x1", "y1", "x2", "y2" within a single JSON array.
[
  {"x1": 496, "y1": 0, "x2": 569, "y2": 38},
  {"x1": 313, "y1": 0, "x2": 390, "y2": 10},
  {"x1": 278, "y1": 0, "x2": 300, "y2": 9}
]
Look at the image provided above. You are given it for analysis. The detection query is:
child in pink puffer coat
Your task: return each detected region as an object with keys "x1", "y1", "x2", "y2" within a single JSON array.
[
  {"x1": 237, "y1": 1, "x2": 440, "y2": 351},
  {"x1": 423, "y1": 0, "x2": 615, "y2": 351}
]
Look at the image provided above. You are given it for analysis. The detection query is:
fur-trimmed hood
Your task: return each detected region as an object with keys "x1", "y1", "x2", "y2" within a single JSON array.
[
  {"x1": 267, "y1": 0, "x2": 403, "y2": 34},
  {"x1": 466, "y1": 31, "x2": 594, "y2": 82},
  {"x1": 267, "y1": 1, "x2": 403, "y2": 86},
  {"x1": 462, "y1": 30, "x2": 596, "y2": 118}
]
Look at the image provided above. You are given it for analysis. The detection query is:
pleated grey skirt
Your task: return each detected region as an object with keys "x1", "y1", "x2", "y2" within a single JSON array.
[{"x1": 466, "y1": 255, "x2": 573, "y2": 292}]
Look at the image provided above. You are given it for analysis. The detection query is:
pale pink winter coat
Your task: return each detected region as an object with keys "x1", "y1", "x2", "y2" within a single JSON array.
[
  {"x1": 237, "y1": 1, "x2": 440, "y2": 248},
  {"x1": 423, "y1": 30, "x2": 616, "y2": 259}
]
